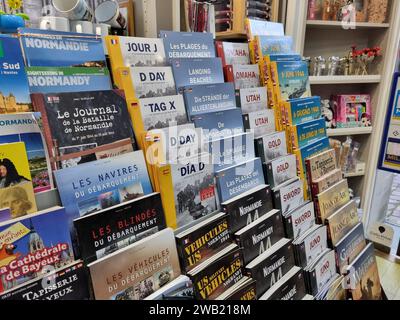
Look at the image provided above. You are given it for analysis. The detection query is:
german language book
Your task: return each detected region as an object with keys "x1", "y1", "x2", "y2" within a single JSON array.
[
  {"x1": 215, "y1": 158, "x2": 265, "y2": 203},
  {"x1": 0, "y1": 260, "x2": 89, "y2": 300},
  {"x1": 118, "y1": 66, "x2": 177, "y2": 101},
  {"x1": 0, "y1": 142, "x2": 37, "y2": 219},
  {"x1": 106, "y1": 36, "x2": 166, "y2": 87},
  {"x1": 26, "y1": 67, "x2": 112, "y2": 94},
  {"x1": 154, "y1": 153, "x2": 218, "y2": 229},
  {"x1": 170, "y1": 58, "x2": 224, "y2": 89},
  {"x1": 238, "y1": 87, "x2": 268, "y2": 114},
  {"x1": 0, "y1": 35, "x2": 32, "y2": 113},
  {"x1": 255, "y1": 131, "x2": 288, "y2": 164},
  {"x1": 216, "y1": 41, "x2": 250, "y2": 66},
  {"x1": 235, "y1": 209, "x2": 284, "y2": 264},
  {"x1": 18, "y1": 28, "x2": 106, "y2": 68},
  {"x1": 0, "y1": 113, "x2": 52, "y2": 193},
  {"x1": 160, "y1": 31, "x2": 216, "y2": 60},
  {"x1": 208, "y1": 132, "x2": 255, "y2": 172},
  {"x1": 226, "y1": 64, "x2": 260, "y2": 90},
  {"x1": 243, "y1": 109, "x2": 276, "y2": 139},
  {"x1": 0, "y1": 206, "x2": 74, "y2": 293},
  {"x1": 221, "y1": 184, "x2": 273, "y2": 234},
  {"x1": 282, "y1": 201, "x2": 316, "y2": 240},
  {"x1": 188, "y1": 244, "x2": 243, "y2": 300},
  {"x1": 182, "y1": 83, "x2": 237, "y2": 119},
  {"x1": 88, "y1": 228, "x2": 181, "y2": 300},
  {"x1": 74, "y1": 192, "x2": 166, "y2": 264},
  {"x1": 192, "y1": 108, "x2": 244, "y2": 141},
  {"x1": 326, "y1": 200, "x2": 359, "y2": 247},
  {"x1": 264, "y1": 154, "x2": 297, "y2": 188},
  {"x1": 31, "y1": 90, "x2": 135, "y2": 167},
  {"x1": 54, "y1": 151, "x2": 153, "y2": 236},
  {"x1": 344, "y1": 243, "x2": 382, "y2": 300},
  {"x1": 246, "y1": 238, "x2": 295, "y2": 298},
  {"x1": 288, "y1": 118, "x2": 327, "y2": 152},
  {"x1": 175, "y1": 212, "x2": 231, "y2": 273}
]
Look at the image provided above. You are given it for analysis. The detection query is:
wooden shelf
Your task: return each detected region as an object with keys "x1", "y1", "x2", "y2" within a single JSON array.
[
  {"x1": 215, "y1": 31, "x2": 247, "y2": 40},
  {"x1": 306, "y1": 20, "x2": 390, "y2": 29},
  {"x1": 310, "y1": 75, "x2": 381, "y2": 85},
  {"x1": 327, "y1": 127, "x2": 373, "y2": 137}
]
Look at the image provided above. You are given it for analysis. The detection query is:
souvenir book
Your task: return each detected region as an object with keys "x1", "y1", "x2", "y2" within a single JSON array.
[
  {"x1": 0, "y1": 35, "x2": 32, "y2": 113},
  {"x1": 255, "y1": 131, "x2": 288, "y2": 164},
  {"x1": 215, "y1": 158, "x2": 265, "y2": 203},
  {"x1": 221, "y1": 184, "x2": 273, "y2": 234},
  {"x1": 74, "y1": 192, "x2": 166, "y2": 264},
  {"x1": 215, "y1": 276, "x2": 257, "y2": 300},
  {"x1": 216, "y1": 41, "x2": 250, "y2": 66},
  {"x1": 18, "y1": 28, "x2": 106, "y2": 68},
  {"x1": 272, "y1": 177, "x2": 304, "y2": 215},
  {"x1": 282, "y1": 201, "x2": 316, "y2": 240},
  {"x1": 243, "y1": 109, "x2": 276, "y2": 139},
  {"x1": 235, "y1": 209, "x2": 284, "y2": 264},
  {"x1": 182, "y1": 83, "x2": 237, "y2": 119},
  {"x1": 144, "y1": 275, "x2": 193, "y2": 300},
  {"x1": 254, "y1": 35, "x2": 293, "y2": 63},
  {"x1": 305, "y1": 149, "x2": 338, "y2": 184},
  {"x1": 238, "y1": 87, "x2": 268, "y2": 114},
  {"x1": 0, "y1": 206, "x2": 73, "y2": 293},
  {"x1": 288, "y1": 118, "x2": 326, "y2": 152},
  {"x1": 88, "y1": 228, "x2": 181, "y2": 300},
  {"x1": 26, "y1": 67, "x2": 112, "y2": 94},
  {"x1": 282, "y1": 96, "x2": 322, "y2": 126},
  {"x1": 225, "y1": 64, "x2": 260, "y2": 90},
  {"x1": 245, "y1": 19, "x2": 284, "y2": 41},
  {"x1": 175, "y1": 212, "x2": 231, "y2": 273},
  {"x1": 0, "y1": 113, "x2": 52, "y2": 193},
  {"x1": 311, "y1": 169, "x2": 343, "y2": 199},
  {"x1": 264, "y1": 154, "x2": 297, "y2": 189}
]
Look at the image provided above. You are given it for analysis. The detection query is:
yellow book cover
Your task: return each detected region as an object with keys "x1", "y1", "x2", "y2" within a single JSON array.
[{"x1": 0, "y1": 142, "x2": 37, "y2": 220}]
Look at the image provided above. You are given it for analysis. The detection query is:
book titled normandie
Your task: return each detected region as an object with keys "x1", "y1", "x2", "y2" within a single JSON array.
[{"x1": 88, "y1": 228, "x2": 181, "y2": 300}]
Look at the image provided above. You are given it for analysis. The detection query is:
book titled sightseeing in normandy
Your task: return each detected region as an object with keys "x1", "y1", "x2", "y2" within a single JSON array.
[
  {"x1": 235, "y1": 209, "x2": 284, "y2": 264},
  {"x1": 74, "y1": 192, "x2": 166, "y2": 264},
  {"x1": 160, "y1": 31, "x2": 216, "y2": 60},
  {"x1": 188, "y1": 244, "x2": 244, "y2": 300},
  {"x1": 0, "y1": 260, "x2": 89, "y2": 300},
  {"x1": 215, "y1": 158, "x2": 265, "y2": 203},
  {"x1": 246, "y1": 238, "x2": 295, "y2": 298},
  {"x1": 175, "y1": 212, "x2": 231, "y2": 273},
  {"x1": 171, "y1": 58, "x2": 224, "y2": 90},
  {"x1": 54, "y1": 151, "x2": 153, "y2": 233},
  {"x1": 182, "y1": 82, "x2": 237, "y2": 119},
  {"x1": 255, "y1": 131, "x2": 288, "y2": 164},
  {"x1": 155, "y1": 153, "x2": 218, "y2": 229},
  {"x1": 0, "y1": 112, "x2": 52, "y2": 193},
  {"x1": 88, "y1": 228, "x2": 181, "y2": 300},
  {"x1": 31, "y1": 89, "x2": 135, "y2": 164},
  {"x1": 216, "y1": 41, "x2": 250, "y2": 66},
  {"x1": 18, "y1": 28, "x2": 106, "y2": 68},
  {"x1": 0, "y1": 35, "x2": 32, "y2": 114},
  {"x1": 0, "y1": 206, "x2": 74, "y2": 293},
  {"x1": 221, "y1": 184, "x2": 273, "y2": 234},
  {"x1": 26, "y1": 67, "x2": 112, "y2": 94}
]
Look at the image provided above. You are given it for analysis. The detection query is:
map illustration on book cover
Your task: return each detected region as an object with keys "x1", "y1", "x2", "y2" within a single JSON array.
[
  {"x1": 160, "y1": 31, "x2": 216, "y2": 60},
  {"x1": 256, "y1": 35, "x2": 293, "y2": 57},
  {"x1": 26, "y1": 67, "x2": 112, "y2": 94},
  {"x1": 88, "y1": 228, "x2": 181, "y2": 300},
  {"x1": 182, "y1": 83, "x2": 237, "y2": 119},
  {"x1": 0, "y1": 142, "x2": 37, "y2": 220},
  {"x1": 0, "y1": 260, "x2": 89, "y2": 300},
  {"x1": 18, "y1": 28, "x2": 106, "y2": 67},
  {"x1": 139, "y1": 94, "x2": 188, "y2": 131},
  {"x1": 171, "y1": 58, "x2": 224, "y2": 89},
  {"x1": 0, "y1": 113, "x2": 52, "y2": 193},
  {"x1": 74, "y1": 193, "x2": 166, "y2": 264},
  {"x1": 31, "y1": 90, "x2": 135, "y2": 161},
  {"x1": 0, "y1": 207, "x2": 74, "y2": 293},
  {"x1": 290, "y1": 118, "x2": 326, "y2": 151},
  {"x1": 54, "y1": 151, "x2": 153, "y2": 235},
  {"x1": 0, "y1": 35, "x2": 32, "y2": 114}
]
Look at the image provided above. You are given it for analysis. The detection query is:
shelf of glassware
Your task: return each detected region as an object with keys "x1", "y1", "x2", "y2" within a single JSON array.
[
  {"x1": 306, "y1": 20, "x2": 390, "y2": 29},
  {"x1": 310, "y1": 75, "x2": 381, "y2": 85},
  {"x1": 327, "y1": 127, "x2": 373, "y2": 137}
]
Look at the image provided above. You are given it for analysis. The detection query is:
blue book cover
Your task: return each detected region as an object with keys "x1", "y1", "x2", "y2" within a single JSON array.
[
  {"x1": 18, "y1": 28, "x2": 106, "y2": 67},
  {"x1": 296, "y1": 137, "x2": 330, "y2": 178},
  {"x1": 215, "y1": 158, "x2": 265, "y2": 203},
  {"x1": 0, "y1": 207, "x2": 74, "y2": 293},
  {"x1": 192, "y1": 108, "x2": 244, "y2": 141},
  {"x1": 287, "y1": 96, "x2": 321, "y2": 125},
  {"x1": 275, "y1": 61, "x2": 311, "y2": 101},
  {"x1": 0, "y1": 35, "x2": 32, "y2": 113},
  {"x1": 182, "y1": 83, "x2": 237, "y2": 119},
  {"x1": 54, "y1": 151, "x2": 153, "y2": 229},
  {"x1": 268, "y1": 54, "x2": 302, "y2": 62},
  {"x1": 170, "y1": 58, "x2": 224, "y2": 89},
  {"x1": 209, "y1": 132, "x2": 255, "y2": 171},
  {"x1": 258, "y1": 36, "x2": 294, "y2": 56},
  {"x1": 291, "y1": 118, "x2": 327, "y2": 150},
  {"x1": 160, "y1": 31, "x2": 216, "y2": 60},
  {"x1": 26, "y1": 67, "x2": 112, "y2": 94}
]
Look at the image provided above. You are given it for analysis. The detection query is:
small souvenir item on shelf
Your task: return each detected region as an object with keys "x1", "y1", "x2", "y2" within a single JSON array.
[
  {"x1": 313, "y1": 56, "x2": 326, "y2": 76},
  {"x1": 321, "y1": 99, "x2": 336, "y2": 129},
  {"x1": 350, "y1": 45, "x2": 381, "y2": 75},
  {"x1": 308, "y1": 0, "x2": 322, "y2": 20},
  {"x1": 327, "y1": 56, "x2": 340, "y2": 75},
  {"x1": 368, "y1": 0, "x2": 389, "y2": 23},
  {"x1": 333, "y1": 94, "x2": 372, "y2": 128},
  {"x1": 354, "y1": 0, "x2": 368, "y2": 22},
  {"x1": 322, "y1": 0, "x2": 334, "y2": 20}
]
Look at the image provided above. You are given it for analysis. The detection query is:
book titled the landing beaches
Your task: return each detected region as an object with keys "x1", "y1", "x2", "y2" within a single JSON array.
[{"x1": 31, "y1": 89, "x2": 136, "y2": 165}]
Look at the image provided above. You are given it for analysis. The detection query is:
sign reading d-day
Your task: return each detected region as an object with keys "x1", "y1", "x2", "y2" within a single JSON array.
[{"x1": 18, "y1": 28, "x2": 106, "y2": 67}]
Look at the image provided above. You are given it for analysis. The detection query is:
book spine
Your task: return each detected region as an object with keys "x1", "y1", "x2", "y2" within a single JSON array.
[
  {"x1": 273, "y1": 190, "x2": 282, "y2": 211},
  {"x1": 224, "y1": 65, "x2": 235, "y2": 83},
  {"x1": 215, "y1": 41, "x2": 227, "y2": 67},
  {"x1": 310, "y1": 181, "x2": 320, "y2": 200},
  {"x1": 305, "y1": 159, "x2": 313, "y2": 194},
  {"x1": 264, "y1": 162, "x2": 274, "y2": 188},
  {"x1": 255, "y1": 138, "x2": 266, "y2": 163},
  {"x1": 243, "y1": 114, "x2": 251, "y2": 131},
  {"x1": 283, "y1": 215, "x2": 294, "y2": 239},
  {"x1": 105, "y1": 36, "x2": 124, "y2": 89},
  {"x1": 118, "y1": 67, "x2": 137, "y2": 102}
]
